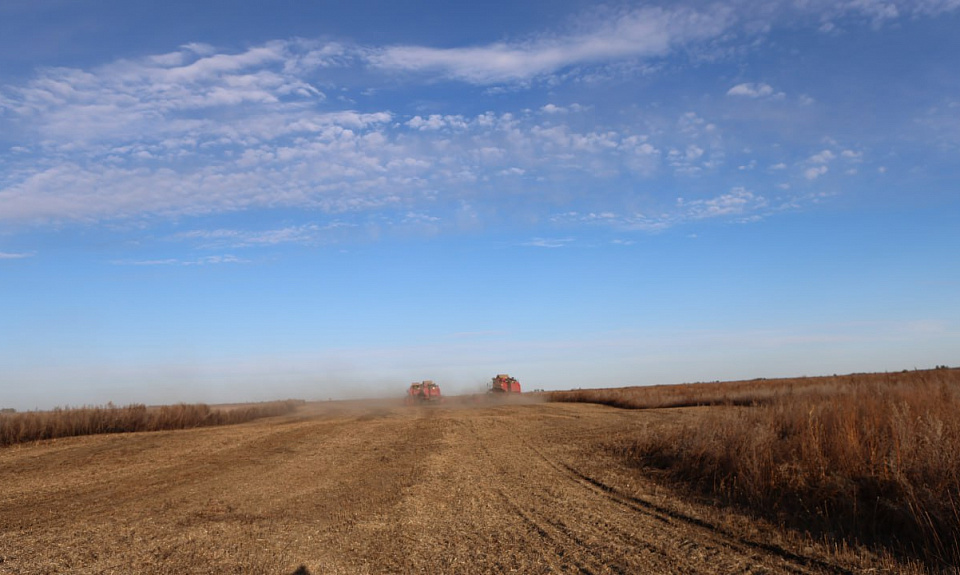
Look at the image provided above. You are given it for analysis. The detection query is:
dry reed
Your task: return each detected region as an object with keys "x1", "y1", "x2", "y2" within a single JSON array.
[
  {"x1": 0, "y1": 400, "x2": 304, "y2": 447},
  {"x1": 551, "y1": 368, "x2": 960, "y2": 569}
]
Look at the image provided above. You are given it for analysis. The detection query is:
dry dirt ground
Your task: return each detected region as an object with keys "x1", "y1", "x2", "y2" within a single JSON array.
[{"x1": 0, "y1": 400, "x2": 897, "y2": 574}]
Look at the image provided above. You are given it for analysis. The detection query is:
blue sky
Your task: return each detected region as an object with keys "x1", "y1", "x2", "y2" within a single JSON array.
[{"x1": 1, "y1": 0, "x2": 958, "y2": 409}]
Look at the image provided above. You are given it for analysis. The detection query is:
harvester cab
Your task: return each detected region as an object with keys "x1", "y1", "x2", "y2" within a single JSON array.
[
  {"x1": 405, "y1": 380, "x2": 443, "y2": 404},
  {"x1": 489, "y1": 374, "x2": 521, "y2": 394}
]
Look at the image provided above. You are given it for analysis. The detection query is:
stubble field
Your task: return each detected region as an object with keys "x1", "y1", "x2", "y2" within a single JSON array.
[{"x1": 0, "y1": 392, "x2": 936, "y2": 574}]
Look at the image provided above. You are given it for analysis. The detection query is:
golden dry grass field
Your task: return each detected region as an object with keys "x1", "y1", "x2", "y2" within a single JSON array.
[{"x1": 0, "y1": 394, "x2": 936, "y2": 574}]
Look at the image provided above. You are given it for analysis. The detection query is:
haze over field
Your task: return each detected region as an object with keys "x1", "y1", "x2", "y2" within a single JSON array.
[{"x1": 1, "y1": 0, "x2": 958, "y2": 409}]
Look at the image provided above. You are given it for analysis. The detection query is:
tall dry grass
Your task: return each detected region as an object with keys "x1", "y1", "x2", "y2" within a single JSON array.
[
  {"x1": 0, "y1": 400, "x2": 304, "y2": 447},
  {"x1": 552, "y1": 368, "x2": 960, "y2": 569},
  {"x1": 549, "y1": 374, "x2": 845, "y2": 409}
]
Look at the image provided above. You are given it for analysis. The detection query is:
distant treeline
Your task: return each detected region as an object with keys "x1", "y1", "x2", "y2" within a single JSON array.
[
  {"x1": 550, "y1": 367, "x2": 960, "y2": 570},
  {"x1": 0, "y1": 400, "x2": 304, "y2": 447}
]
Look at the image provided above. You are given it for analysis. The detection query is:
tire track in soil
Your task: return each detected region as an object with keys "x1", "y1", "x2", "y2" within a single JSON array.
[
  {"x1": 467, "y1": 412, "x2": 680, "y2": 574},
  {"x1": 468, "y1": 421, "x2": 605, "y2": 574},
  {"x1": 556, "y1": 461, "x2": 852, "y2": 575},
  {"x1": 357, "y1": 410, "x2": 619, "y2": 574},
  {"x1": 493, "y1": 487, "x2": 600, "y2": 575},
  {"x1": 514, "y1": 433, "x2": 816, "y2": 573},
  {"x1": 479, "y1": 405, "x2": 850, "y2": 574}
]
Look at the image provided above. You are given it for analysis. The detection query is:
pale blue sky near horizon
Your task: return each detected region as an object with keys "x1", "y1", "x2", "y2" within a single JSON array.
[{"x1": 1, "y1": 0, "x2": 958, "y2": 410}]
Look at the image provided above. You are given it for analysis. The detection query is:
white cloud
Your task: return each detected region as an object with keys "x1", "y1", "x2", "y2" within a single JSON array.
[
  {"x1": 553, "y1": 186, "x2": 772, "y2": 232},
  {"x1": 402, "y1": 211, "x2": 441, "y2": 223},
  {"x1": 369, "y1": 5, "x2": 735, "y2": 84},
  {"x1": 115, "y1": 254, "x2": 249, "y2": 266},
  {"x1": 406, "y1": 114, "x2": 468, "y2": 131},
  {"x1": 191, "y1": 255, "x2": 249, "y2": 265},
  {"x1": 677, "y1": 111, "x2": 710, "y2": 136},
  {"x1": 685, "y1": 145, "x2": 705, "y2": 160},
  {"x1": 726, "y1": 82, "x2": 783, "y2": 99},
  {"x1": 663, "y1": 113, "x2": 723, "y2": 176},
  {"x1": 802, "y1": 0, "x2": 960, "y2": 27},
  {"x1": 0, "y1": 251, "x2": 35, "y2": 259},
  {"x1": 808, "y1": 150, "x2": 836, "y2": 164},
  {"x1": 620, "y1": 137, "x2": 660, "y2": 176},
  {"x1": 0, "y1": 75, "x2": 684, "y2": 224},
  {"x1": 523, "y1": 237, "x2": 575, "y2": 248},
  {"x1": 1, "y1": 44, "x2": 339, "y2": 149},
  {"x1": 498, "y1": 167, "x2": 526, "y2": 176},
  {"x1": 539, "y1": 103, "x2": 585, "y2": 115},
  {"x1": 679, "y1": 187, "x2": 767, "y2": 220},
  {"x1": 805, "y1": 165, "x2": 829, "y2": 180},
  {"x1": 174, "y1": 224, "x2": 352, "y2": 249}
]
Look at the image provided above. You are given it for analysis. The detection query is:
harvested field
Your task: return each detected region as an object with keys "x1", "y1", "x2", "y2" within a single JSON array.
[{"x1": 0, "y1": 397, "x2": 927, "y2": 574}]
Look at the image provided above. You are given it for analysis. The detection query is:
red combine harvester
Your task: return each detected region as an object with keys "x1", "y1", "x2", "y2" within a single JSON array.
[
  {"x1": 489, "y1": 374, "x2": 521, "y2": 394},
  {"x1": 405, "y1": 380, "x2": 443, "y2": 404}
]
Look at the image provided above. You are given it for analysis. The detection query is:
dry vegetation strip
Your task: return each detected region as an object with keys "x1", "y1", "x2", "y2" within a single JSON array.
[
  {"x1": 550, "y1": 368, "x2": 960, "y2": 570},
  {"x1": 0, "y1": 400, "x2": 304, "y2": 447}
]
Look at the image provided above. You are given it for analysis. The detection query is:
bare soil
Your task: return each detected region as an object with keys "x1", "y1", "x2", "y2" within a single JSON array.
[{"x1": 0, "y1": 400, "x2": 901, "y2": 574}]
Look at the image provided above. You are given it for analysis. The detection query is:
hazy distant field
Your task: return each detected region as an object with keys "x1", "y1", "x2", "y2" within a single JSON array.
[{"x1": 2, "y1": 371, "x2": 956, "y2": 573}]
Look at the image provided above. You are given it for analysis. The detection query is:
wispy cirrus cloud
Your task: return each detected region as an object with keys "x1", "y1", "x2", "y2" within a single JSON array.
[
  {"x1": 2, "y1": 42, "x2": 323, "y2": 145},
  {"x1": 0, "y1": 251, "x2": 35, "y2": 259},
  {"x1": 523, "y1": 237, "x2": 575, "y2": 248},
  {"x1": 173, "y1": 223, "x2": 358, "y2": 249},
  {"x1": 366, "y1": 1, "x2": 960, "y2": 85},
  {"x1": 554, "y1": 186, "x2": 771, "y2": 232},
  {"x1": 113, "y1": 254, "x2": 249, "y2": 266},
  {"x1": 369, "y1": 5, "x2": 735, "y2": 84}
]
